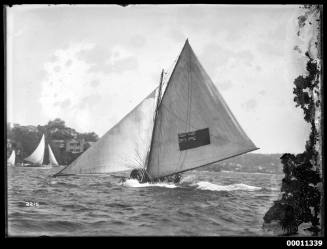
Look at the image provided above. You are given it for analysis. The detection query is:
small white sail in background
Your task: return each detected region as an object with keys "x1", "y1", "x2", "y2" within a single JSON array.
[
  {"x1": 48, "y1": 144, "x2": 59, "y2": 166},
  {"x1": 7, "y1": 150, "x2": 15, "y2": 166},
  {"x1": 24, "y1": 134, "x2": 45, "y2": 165}
]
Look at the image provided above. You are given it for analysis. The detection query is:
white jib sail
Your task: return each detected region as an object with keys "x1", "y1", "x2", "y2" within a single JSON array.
[
  {"x1": 7, "y1": 150, "x2": 15, "y2": 165},
  {"x1": 55, "y1": 89, "x2": 158, "y2": 176},
  {"x1": 146, "y1": 40, "x2": 258, "y2": 179},
  {"x1": 24, "y1": 134, "x2": 45, "y2": 165},
  {"x1": 48, "y1": 144, "x2": 59, "y2": 166}
]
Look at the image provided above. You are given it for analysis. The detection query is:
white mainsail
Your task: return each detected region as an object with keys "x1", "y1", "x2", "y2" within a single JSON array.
[
  {"x1": 54, "y1": 89, "x2": 158, "y2": 176},
  {"x1": 146, "y1": 40, "x2": 258, "y2": 179},
  {"x1": 48, "y1": 144, "x2": 59, "y2": 166},
  {"x1": 24, "y1": 134, "x2": 45, "y2": 165},
  {"x1": 7, "y1": 150, "x2": 15, "y2": 166}
]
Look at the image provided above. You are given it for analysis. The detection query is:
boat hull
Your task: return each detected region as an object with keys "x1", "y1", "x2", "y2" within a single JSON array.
[{"x1": 128, "y1": 168, "x2": 182, "y2": 184}]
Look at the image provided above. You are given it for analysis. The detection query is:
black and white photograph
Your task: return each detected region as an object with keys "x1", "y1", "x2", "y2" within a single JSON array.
[{"x1": 5, "y1": 4, "x2": 323, "y2": 238}]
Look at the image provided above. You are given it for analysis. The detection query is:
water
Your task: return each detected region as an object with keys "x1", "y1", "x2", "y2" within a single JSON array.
[{"x1": 7, "y1": 166, "x2": 283, "y2": 236}]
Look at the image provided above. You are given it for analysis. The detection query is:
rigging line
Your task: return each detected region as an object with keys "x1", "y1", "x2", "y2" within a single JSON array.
[
  {"x1": 158, "y1": 74, "x2": 166, "y2": 175},
  {"x1": 156, "y1": 104, "x2": 161, "y2": 176},
  {"x1": 189, "y1": 49, "x2": 193, "y2": 131},
  {"x1": 157, "y1": 71, "x2": 164, "y2": 176},
  {"x1": 187, "y1": 46, "x2": 192, "y2": 131}
]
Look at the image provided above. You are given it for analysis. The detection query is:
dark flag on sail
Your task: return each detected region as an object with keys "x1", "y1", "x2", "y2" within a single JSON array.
[{"x1": 178, "y1": 128, "x2": 210, "y2": 151}]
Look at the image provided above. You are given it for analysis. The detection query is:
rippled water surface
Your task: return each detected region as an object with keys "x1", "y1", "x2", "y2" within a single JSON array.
[{"x1": 7, "y1": 166, "x2": 283, "y2": 236}]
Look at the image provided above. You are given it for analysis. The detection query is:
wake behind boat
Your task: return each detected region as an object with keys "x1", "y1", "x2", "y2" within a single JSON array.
[{"x1": 54, "y1": 39, "x2": 258, "y2": 183}]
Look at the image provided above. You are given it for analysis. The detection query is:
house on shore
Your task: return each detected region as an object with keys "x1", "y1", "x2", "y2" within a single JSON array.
[
  {"x1": 65, "y1": 138, "x2": 85, "y2": 154},
  {"x1": 51, "y1": 138, "x2": 95, "y2": 154}
]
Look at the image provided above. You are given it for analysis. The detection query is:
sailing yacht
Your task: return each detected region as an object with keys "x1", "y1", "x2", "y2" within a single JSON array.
[
  {"x1": 7, "y1": 150, "x2": 16, "y2": 166},
  {"x1": 54, "y1": 39, "x2": 258, "y2": 182},
  {"x1": 23, "y1": 134, "x2": 59, "y2": 167}
]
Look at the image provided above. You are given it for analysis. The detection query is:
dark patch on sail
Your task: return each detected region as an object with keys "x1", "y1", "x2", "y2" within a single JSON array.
[{"x1": 178, "y1": 128, "x2": 210, "y2": 151}]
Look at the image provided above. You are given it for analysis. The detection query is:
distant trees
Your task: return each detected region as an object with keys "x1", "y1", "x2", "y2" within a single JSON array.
[
  {"x1": 77, "y1": 132, "x2": 99, "y2": 142},
  {"x1": 37, "y1": 118, "x2": 77, "y2": 141},
  {"x1": 47, "y1": 118, "x2": 66, "y2": 129}
]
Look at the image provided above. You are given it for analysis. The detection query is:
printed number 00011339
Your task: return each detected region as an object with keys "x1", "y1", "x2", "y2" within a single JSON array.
[{"x1": 286, "y1": 240, "x2": 323, "y2": 247}]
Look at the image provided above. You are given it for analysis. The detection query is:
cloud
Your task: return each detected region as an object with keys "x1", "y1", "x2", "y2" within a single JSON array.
[
  {"x1": 169, "y1": 29, "x2": 186, "y2": 43},
  {"x1": 54, "y1": 98, "x2": 71, "y2": 108},
  {"x1": 54, "y1": 65, "x2": 61, "y2": 72},
  {"x1": 267, "y1": 21, "x2": 287, "y2": 42},
  {"x1": 90, "y1": 79, "x2": 100, "y2": 88},
  {"x1": 243, "y1": 99, "x2": 257, "y2": 111},
  {"x1": 237, "y1": 50, "x2": 254, "y2": 66},
  {"x1": 129, "y1": 34, "x2": 147, "y2": 48},
  {"x1": 48, "y1": 54, "x2": 59, "y2": 63},
  {"x1": 259, "y1": 90, "x2": 266, "y2": 95},
  {"x1": 109, "y1": 56, "x2": 138, "y2": 73},
  {"x1": 256, "y1": 42, "x2": 284, "y2": 57},
  {"x1": 200, "y1": 43, "x2": 232, "y2": 74},
  {"x1": 12, "y1": 29, "x2": 24, "y2": 38},
  {"x1": 256, "y1": 65, "x2": 262, "y2": 72},
  {"x1": 226, "y1": 31, "x2": 243, "y2": 42},
  {"x1": 76, "y1": 44, "x2": 111, "y2": 71},
  {"x1": 76, "y1": 44, "x2": 138, "y2": 74},
  {"x1": 175, "y1": 6, "x2": 207, "y2": 32},
  {"x1": 66, "y1": 59, "x2": 72, "y2": 67},
  {"x1": 217, "y1": 80, "x2": 233, "y2": 91},
  {"x1": 200, "y1": 43, "x2": 255, "y2": 76},
  {"x1": 78, "y1": 94, "x2": 101, "y2": 109}
]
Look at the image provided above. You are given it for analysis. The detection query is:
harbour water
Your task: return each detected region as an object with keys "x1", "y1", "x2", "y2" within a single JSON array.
[{"x1": 7, "y1": 165, "x2": 284, "y2": 236}]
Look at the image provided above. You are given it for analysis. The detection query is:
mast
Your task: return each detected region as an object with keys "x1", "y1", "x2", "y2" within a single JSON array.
[{"x1": 145, "y1": 69, "x2": 164, "y2": 180}]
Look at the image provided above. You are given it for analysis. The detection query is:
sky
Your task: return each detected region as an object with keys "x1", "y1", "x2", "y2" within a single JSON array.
[{"x1": 6, "y1": 5, "x2": 313, "y2": 154}]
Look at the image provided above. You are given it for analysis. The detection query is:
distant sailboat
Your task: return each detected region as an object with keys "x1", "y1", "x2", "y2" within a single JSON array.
[
  {"x1": 7, "y1": 150, "x2": 15, "y2": 166},
  {"x1": 48, "y1": 144, "x2": 59, "y2": 166},
  {"x1": 24, "y1": 134, "x2": 59, "y2": 167},
  {"x1": 24, "y1": 134, "x2": 45, "y2": 166},
  {"x1": 54, "y1": 39, "x2": 258, "y2": 181}
]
